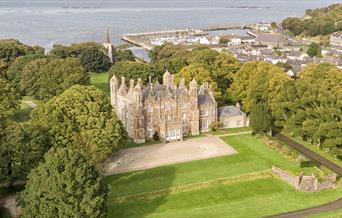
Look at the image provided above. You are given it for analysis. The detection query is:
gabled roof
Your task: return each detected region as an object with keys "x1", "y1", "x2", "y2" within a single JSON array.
[{"x1": 218, "y1": 106, "x2": 245, "y2": 118}]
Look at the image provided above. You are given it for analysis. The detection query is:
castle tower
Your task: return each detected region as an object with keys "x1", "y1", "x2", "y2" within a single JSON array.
[
  {"x1": 163, "y1": 70, "x2": 171, "y2": 87},
  {"x1": 103, "y1": 26, "x2": 113, "y2": 63},
  {"x1": 189, "y1": 78, "x2": 198, "y2": 106},
  {"x1": 110, "y1": 74, "x2": 118, "y2": 108},
  {"x1": 189, "y1": 78, "x2": 199, "y2": 135},
  {"x1": 133, "y1": 78, "x2": 145, "y2": 143}
]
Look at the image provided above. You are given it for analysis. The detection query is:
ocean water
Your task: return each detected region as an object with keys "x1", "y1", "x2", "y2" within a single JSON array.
[{"x1": 0, "y1": 0, "x2": 341, "y2": 48}]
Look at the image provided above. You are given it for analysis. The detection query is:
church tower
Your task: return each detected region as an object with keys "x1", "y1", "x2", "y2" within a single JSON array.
[{"x1": 103, "y1": 26, "x2": 113, "y2": 63}]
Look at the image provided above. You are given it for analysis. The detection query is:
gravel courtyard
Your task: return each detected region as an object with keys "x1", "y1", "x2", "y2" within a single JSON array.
[{"x1": 104, "y1": 136, "x2": 237, "y2": 175}]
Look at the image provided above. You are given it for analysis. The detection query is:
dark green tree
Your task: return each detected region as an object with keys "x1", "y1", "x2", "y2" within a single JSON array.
[
  {"x1": 250, "y1": 103, "x2": 272, "y2": 134},
  {"x1": 114, "y1": 49, "x2": 135, "y2": 62},
  {"x1": 0, "y1": 39, "x2": 44, "y2": 65},
  {"x1": 20, "y1": 57, "x2": 88, "y2": 101},
  {"x1": 30, "y1": 85, "x2": 127, "y2": 165},
  {"x1": 0, "y1": 122, "x2": 50, "y2": 186},
  {"x1": 109, "y1": 61, "x2": 156, "y2": 83},
  {"x1": 0, "y1": 78, "x2": 20, "y2": 119},
  {"x1": 307, "y1": 43, "x2": 322, "y2": 57},
  {"x1": 20, "y1": 147, "x2": 107, "y2": 218},
  {"x1": 4, "y1": 54, "x2": 43, "y2": 91},
  {"x1": 79, "y1": 47, "x2": 111, "y2": 73}
]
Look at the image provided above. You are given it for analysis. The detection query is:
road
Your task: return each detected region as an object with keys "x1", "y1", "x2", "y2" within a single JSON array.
[
  {"x1": 274, "y1": 132, "x2": 342, "y2": 176},
  {"x1": 266, "y1": 131, "x2": 342, "y2": 218}
]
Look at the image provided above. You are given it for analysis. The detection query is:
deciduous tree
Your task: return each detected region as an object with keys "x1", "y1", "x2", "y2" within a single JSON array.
[
  {"x1": 20, "y1": 147, "x2": 107, "y2": 218},
  {"x1": 30, "y1": 85, "x2": 127, "y2": 165}
]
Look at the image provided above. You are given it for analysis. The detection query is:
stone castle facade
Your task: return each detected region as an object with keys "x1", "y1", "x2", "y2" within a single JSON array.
[{"x1": 110, "y1": 71, "x2": 217, "y2": 143}]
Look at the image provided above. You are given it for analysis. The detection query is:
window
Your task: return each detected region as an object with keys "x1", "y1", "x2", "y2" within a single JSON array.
[
  {"x1": 200, "y1": 110, "x2": 208, "y2": 116},
  {"x1": 147, "y1": 106, "x2": 153, "y2": 113},
  {"x1": 202, "y1": 120, "x2": 208, "y2": 129},
  {"x1": 237, "y1": 120, "x2": 241, "y2": 126},
  {"x1": 166, "y1": 104, "x2": 171, "y2": 110}
]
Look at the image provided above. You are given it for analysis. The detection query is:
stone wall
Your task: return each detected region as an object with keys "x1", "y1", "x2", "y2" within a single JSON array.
[
  {"x1": 272, "y1": 166, "x2": 336, "y2": 192},
  {"x1": 272, "y1": 166, "x2": 300, "y2": 188}
]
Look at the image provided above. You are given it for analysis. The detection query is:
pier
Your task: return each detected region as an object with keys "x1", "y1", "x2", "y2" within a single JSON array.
[{"x1": 201, "y1": 24, "x2": 254, "y2": 31}]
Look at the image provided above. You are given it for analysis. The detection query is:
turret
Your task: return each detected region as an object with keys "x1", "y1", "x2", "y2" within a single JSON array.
[
  {"x1": 110, "y1": 74, "x2": 118, "y2": 107},
  {"x1": 163, "y1": 70, "x2": 171, "y2": 87},
  {"x1": 103, "y1": 26, "x2": 113, "y2": 63},
  {"x1": 118, "y1": 76, "x2": 127, "y2": 96},
  {"x1": 189, "y1": 78, "x2": 198, "y2": 106},
  {"x1": 134, "y1": 79, "x2": 143, "y2": 105}
]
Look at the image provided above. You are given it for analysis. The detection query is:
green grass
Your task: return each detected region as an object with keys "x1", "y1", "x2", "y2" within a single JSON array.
[
  {"x1": 124, "y1": 139, "x2": 161, "y2": 149},
  {"x1": 105, "y1": 134, "x2": 330, "y2": 218},
  {"x1": 90, "y1": 72, "x2": 110, "y2": 96},
  {"x1": 210, "y1": 127, "x2": 252, "y2": 135},
  {"x1": 11, "y1": 102, "x2": 32, "y2": 123},
  {"x1": 105, "y1": 134, "x2": 317, "y2": 199},
  {"x1": 108, "y1": 178, "x2": 342, "y2": 218}
]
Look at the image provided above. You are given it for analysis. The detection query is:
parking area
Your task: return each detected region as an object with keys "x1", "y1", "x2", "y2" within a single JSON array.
[{"x1": 104, "y1": 136, "x2": 237, "y2": 175}]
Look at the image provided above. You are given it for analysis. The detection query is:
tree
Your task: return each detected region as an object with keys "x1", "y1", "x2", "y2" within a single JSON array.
[
  {"x1": 79, "y1": 47, "x2": 111, "y2": 73},
  {"x1": 281, "y1": 17, "x2": 305, "y2": 36},
  {"x1": 273, "y1": 63, "x2": 342, "y2": 153},
  {"x1": 30, "y1": 85, "x2": 127, "y2": 165},
  {"x1": 0, "y1": 122, "x2": 50, "y2": 186},
  {"x1": 4, "y1": 54, "x2": 43, "y2": 91},
  {"x1": 108, "y1": 61, "x2": 156, "y2": 84},
  {"x1": 0, "y1": 78, "x2": 20, "y2": 119},
  {"x1": 250, "y1": 103, "x2": 272, "y2": 134},
  {"x1": 20, "y1": 57, "x2": 88, "y2": 101},
  {"x1": 0, "y1": 39, "x2": 44, "y2": 65},
  {"x1": 307, "y1": 43, "x2": 322, "y2": 57},
  {"x1": 114, "y1": 49, "x2": 135, "y2": 62},
  {"x1": 153, "y1": 56, "x2": 188, "y2": 75},
  {"x1": 228, "y1": 61, "x2": 292, "y2": 112},
  {"x1": 51, "y1": 42, "x2": 112, "y2": 73},
  {"x1": 149, "y1": 43, "x2": 189, "y2": 63},
  {"x1": 20, "y1": 147, "x2": 107, "y2": 218},
  {"x1": 174, "y1": 64, "x2": 221, "y2": 99}
]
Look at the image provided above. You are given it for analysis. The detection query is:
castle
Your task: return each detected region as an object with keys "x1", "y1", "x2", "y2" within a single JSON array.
[{"x1": 110, "y1": 72, "x2": 217, "y2": 143}]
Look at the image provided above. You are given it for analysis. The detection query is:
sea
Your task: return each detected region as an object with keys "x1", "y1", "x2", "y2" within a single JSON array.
[{"x1": 0, "y1": 0, "x2": 341, "y2": 49}]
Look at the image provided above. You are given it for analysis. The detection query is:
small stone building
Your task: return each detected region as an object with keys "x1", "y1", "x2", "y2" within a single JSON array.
[{"x1": 218, "y1": 104, "x2": 249, "y2": 129}]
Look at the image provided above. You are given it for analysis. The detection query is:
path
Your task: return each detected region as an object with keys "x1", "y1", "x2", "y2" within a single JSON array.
[
  {"x1": 273, "y1": 132, "x2": 342, "y2": 175},
  {"x1": 22, "y1": 101, "x2": 37, "y2": 109},
  {"x1": 0, "y1": 195, "x2": 19, "y2": 218},
  {"x1": 266, "y1": 131, "x2": 342, "y2": 218},
  {"x1": 104, "y1": 135, "x2": 237, "y2": 175},
  {"x1": 266, "y1": 198, "x2": 342, "y2": 218}
]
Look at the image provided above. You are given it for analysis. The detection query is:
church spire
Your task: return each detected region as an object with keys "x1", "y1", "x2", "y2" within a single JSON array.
[
  {"x1": 105, "y1": 26, "x2": 111, "y2": 44},
  {"x1": 103, "y1": 26, "x2": 113, "y2": 63}
]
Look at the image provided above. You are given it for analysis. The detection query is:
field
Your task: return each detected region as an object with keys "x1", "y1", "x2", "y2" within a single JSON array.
[
  {"x1": 104, "y1": 134, "x2": 342, "y2": 217},
  {"x1": 90, "y1": 71, "x2": 110, "y2": 96}
]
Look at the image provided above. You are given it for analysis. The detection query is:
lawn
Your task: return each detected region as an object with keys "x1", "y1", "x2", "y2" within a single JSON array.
[
  {"x1": 90, "y1": 72, "x2": 110, "y2": 96},
  {"x1": 210, "y1": 127, "x2": 252, "y2": 135},
  {"x1": 104, "y1": 134, "x2": 339, "y2": 217}
]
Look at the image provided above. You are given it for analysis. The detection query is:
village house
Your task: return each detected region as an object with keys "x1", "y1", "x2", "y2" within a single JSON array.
[
  {"x1": 255, "y1": 33, "x2": 288, "y2": 48},
  {"x1": 330, "y1": 31, "x2": 342, "y2": 47}
]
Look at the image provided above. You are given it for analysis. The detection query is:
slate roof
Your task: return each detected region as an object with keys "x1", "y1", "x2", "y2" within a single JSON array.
[
  {"x1": 255, "y1": 33, "x2": 287, "y2": 44},
  {"x1": 218, "y1": 106, "x2": 245, "y2": 118}
]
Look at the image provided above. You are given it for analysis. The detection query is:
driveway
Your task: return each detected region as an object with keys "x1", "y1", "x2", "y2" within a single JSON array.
[{"x1": 104, "y1": 136, "x2": 237, "y2": 175}]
